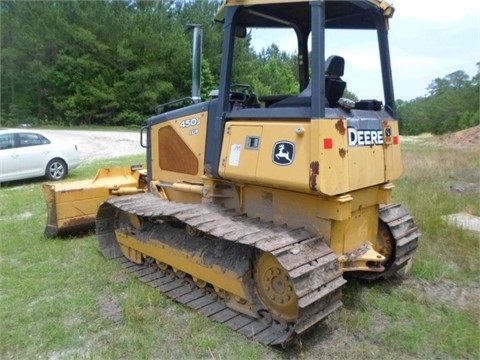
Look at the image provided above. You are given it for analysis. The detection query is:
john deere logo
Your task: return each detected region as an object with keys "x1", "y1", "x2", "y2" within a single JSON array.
[
  {"x1": 273, "y1": 141, "x2": 295, "y2": 166},
  {"x1": 348, "y1": 127, "x2": 384, "y2": 147}
]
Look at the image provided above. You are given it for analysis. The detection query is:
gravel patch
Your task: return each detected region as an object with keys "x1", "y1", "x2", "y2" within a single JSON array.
[{"x1": 40, "y1": 129, "x2": 145, "y2": 161}]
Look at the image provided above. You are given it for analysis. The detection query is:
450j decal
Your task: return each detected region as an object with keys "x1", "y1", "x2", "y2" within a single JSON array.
[
  {"x1": 179, "y1": 118, "x2": 201, "y2": 128},
  {"x1": 179, "y1": 118, "x2": 201, "y2": 136}
]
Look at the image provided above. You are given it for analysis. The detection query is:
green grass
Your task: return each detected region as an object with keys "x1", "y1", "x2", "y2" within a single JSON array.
[
  {"x1": 1, "y1": 143, "x2": 479, "y2": 359},
  {"x1": 395, "y1": 145, "x2": 480, "y2": 284},
  {"x1": 66, "y1": 154, "x2": 147, "y2": 181}
]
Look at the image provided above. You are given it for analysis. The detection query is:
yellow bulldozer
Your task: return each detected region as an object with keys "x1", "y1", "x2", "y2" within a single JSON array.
[{"x1": 43, "y1": 0, "x2": 419, "y2": 346}]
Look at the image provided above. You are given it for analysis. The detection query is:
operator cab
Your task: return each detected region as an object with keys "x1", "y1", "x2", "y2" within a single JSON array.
[{"x1": 214, "y1": 0, "x2": 396, "y2": 116}]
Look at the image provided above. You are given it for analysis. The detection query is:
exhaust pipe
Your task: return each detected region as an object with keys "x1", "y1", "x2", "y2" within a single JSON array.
[{"x1": 186, "y1": 24, "x2": 203, "y2": 104}]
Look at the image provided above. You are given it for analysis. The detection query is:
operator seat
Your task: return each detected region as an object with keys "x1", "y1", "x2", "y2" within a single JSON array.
[
  {"x1": 269, "y1": 55, "x2": 346, "y2": 108},
  {"x1": 324, "y1": 55, "x2": 346, "y2": 107}
]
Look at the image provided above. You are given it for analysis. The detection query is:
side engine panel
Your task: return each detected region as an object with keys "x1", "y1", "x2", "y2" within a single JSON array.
[
  {"x1": 220, "y1": 120, "x2": 310, "y2": 190},
  {"x1": 219, "y1": 113, "x2": 403, "y2": 196},
  {"x1": 149, "y1": 109, "x2": 208, "y2": 202}
]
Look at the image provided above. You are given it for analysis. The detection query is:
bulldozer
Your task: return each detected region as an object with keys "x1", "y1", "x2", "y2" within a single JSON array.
[{"x1": 44, "y1": 0, "x2": 419, "y2": 347}]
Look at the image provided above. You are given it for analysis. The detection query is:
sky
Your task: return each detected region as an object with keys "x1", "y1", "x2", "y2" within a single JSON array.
[{"x1": 250, "y1": 0, "x2": 480, "y2": 101}]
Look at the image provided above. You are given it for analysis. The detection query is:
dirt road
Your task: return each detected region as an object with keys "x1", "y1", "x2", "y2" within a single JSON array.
[{"x1": 40, "y1": 129, "x2": 145, "y2": 161}]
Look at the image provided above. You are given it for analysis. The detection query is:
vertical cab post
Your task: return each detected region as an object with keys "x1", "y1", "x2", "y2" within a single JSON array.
[
  {"x1": 205, "y1": 6, "x2": 240, "y2": 178},
  {"x1": 310, "y1": 0, "x2": 326, "y2": 119},
  {"x1": 377, "y1": 24, "x2": 396, "y2": 118}
]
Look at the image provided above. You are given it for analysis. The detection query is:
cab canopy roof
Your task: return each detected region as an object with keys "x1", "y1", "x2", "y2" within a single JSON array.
[{"x1": 215, "y1": 0, "x2": 394, "y2": 30}]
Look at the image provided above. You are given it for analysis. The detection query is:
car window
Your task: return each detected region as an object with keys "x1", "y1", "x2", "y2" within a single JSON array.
[
  {"x1": 18, "y1": 133, "x2": 50, "y2": 147},
  {"x1": 0, "y1": 133, "x2": 15, "y2": 150}
]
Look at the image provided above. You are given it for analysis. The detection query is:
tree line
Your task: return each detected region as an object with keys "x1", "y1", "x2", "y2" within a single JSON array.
[
  {"x1": 397, "y1": 67, "x2": 479, "y2": 135},
  {"x1": 1, "y1": 0, "x2": 478, "y2": 134}
]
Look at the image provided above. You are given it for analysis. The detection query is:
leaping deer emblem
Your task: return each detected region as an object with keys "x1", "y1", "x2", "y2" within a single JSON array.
[
  {"x1": 275, "y1": 144, "x2": 291, "y2": 162},
  {"x1": 273, "y1": 141, "x2": 295, "y2": 165}
]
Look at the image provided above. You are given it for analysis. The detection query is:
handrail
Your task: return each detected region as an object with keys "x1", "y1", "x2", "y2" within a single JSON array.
[{"x1": 155, "y1": 97, "x2": 194, "y2": 114}]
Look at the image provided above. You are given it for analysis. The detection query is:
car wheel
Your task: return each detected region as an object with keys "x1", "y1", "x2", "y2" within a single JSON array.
[{"x1": 46, "y1": 158, "x2": 67, "y2": 181}]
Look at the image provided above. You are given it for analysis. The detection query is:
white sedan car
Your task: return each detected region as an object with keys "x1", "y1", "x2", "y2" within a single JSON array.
[{"x1": 0, "y1": 129, "x2": 81, "y2": 183}]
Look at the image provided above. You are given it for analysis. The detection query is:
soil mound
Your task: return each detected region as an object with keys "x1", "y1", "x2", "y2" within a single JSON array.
[{"x1": 429, "y1": 125, "x2": 480, "y2": 149}]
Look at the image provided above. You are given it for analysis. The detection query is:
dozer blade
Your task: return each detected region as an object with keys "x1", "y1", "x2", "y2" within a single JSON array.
[{"x1": 43, "y1": 165, "x2": 146, "y2": 238}]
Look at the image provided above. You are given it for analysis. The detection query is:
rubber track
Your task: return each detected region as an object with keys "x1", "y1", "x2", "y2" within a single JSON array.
[{"x1": 96, "y1": 193, "x2": 347, "y2": 346}]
